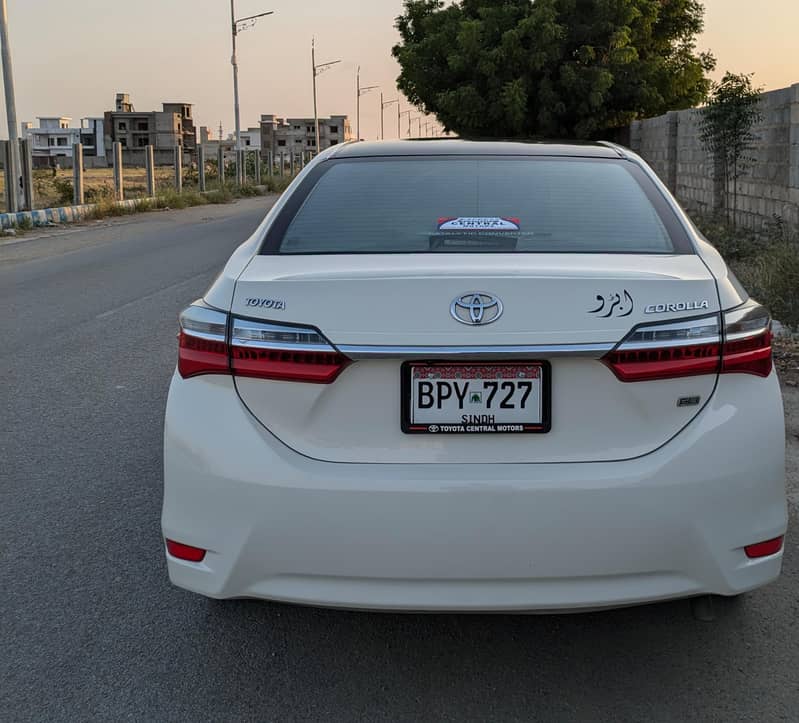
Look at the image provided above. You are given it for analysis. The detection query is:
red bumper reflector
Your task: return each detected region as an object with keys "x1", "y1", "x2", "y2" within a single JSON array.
[
  {"x1": 166, "y1": 539, "x2": 207, "y2": 562},
  {"x1": 744, "y1": 536, "x2": 784, "y2": 559}
]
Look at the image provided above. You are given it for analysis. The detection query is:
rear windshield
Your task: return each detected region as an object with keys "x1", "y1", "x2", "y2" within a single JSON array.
[{"x1": 269, "y1": 157, "x2": 681, "y2": 255}]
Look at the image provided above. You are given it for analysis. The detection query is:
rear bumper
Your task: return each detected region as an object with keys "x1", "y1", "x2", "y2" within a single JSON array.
[{"x1": 162, "y1": 373, "x2": 787, "y2": 612}]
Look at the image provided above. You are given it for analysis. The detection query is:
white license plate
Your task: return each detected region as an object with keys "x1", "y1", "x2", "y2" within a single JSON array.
[{"x1": 402, "y1": 362, "x2": 550, "y2": 434}]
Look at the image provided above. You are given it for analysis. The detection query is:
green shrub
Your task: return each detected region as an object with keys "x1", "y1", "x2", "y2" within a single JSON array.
[
  {"x1": 263, "y1": 176, "x2": 294, "y2": 194},
  {"x1": 697, "y1": 214, "x2": 799, "y2": 330},
  {"x1": 233, "y1": 184, "x2": 262, "y2": 197},
  {"x1": 53, "y1": 178, "x2": 74, "y2": 205},
  {"x1": 89, "y1": 197, "x2": 135, "y2": 218},
  {"x1": 205, "y1": 188, "x2": 233, "y2": 204},
  {"x1": 154, "y1": 189, "x2": 207, "y2": 209},
  {"x1": 697, "y1": 214, "x2": 766, "y2": 262},
  {"x1": 735, "y1": 241, "x2": 799, "y2": 331},
  {"x1": 85, "y1": 184, "x2": 115, "y2": 204}
]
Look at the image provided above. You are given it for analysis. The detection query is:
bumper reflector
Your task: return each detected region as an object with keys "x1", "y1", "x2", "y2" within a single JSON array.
[
  {"x1": 166, "y1": 539, "x2": 207, "y2": 562},
  {"x1": 744, "y1": 536, "x2": 784, "y2": 559}
]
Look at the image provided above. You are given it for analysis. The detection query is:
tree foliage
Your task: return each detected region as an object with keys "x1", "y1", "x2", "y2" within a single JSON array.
[
  {"x1": 393, "y1": 0, "x2": 715, "y2": 139},
  {"x1": 699, "y1": 72, "x2": 763, "y2": 226}
]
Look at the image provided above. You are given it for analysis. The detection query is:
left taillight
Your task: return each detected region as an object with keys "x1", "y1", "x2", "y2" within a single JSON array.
[
  {"x1": 176, "y1": 304, "x2": 350, "y2": 383},
  {"x1": 178, "y1": 305, "x2": 229, "y2": 378}
]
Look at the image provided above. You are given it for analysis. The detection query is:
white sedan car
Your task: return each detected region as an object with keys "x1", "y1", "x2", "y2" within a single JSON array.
[{"x1": 162, "y1": 140, "x2": 786, "y2": 612}]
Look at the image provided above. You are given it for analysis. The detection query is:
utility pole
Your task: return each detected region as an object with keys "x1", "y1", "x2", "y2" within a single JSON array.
[
  {"x1": 312, "y1": 38, "x2": 340, "y2": 153},
  {"x1": 380, "y1": 94, "x2": 398, "y2": 140},
  {"x1": 230, "y1": 1, "x2": 273, "y2": 185},
  {"x1": 1, "y1": 0, "x2": 20, "y2": 212},
  {"x1": 356, "y1": 66, "x2": 378, "y2": 142},
  {"x1": 312, "y1": 39, "x2": 317, "y2": 153}
]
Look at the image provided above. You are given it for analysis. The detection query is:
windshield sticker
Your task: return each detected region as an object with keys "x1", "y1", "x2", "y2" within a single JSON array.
[{"x1": 437, "y1": 217, "x2": 520, "y2": 232}]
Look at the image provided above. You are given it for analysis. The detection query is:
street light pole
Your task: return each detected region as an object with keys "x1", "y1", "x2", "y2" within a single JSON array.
[
  {"x1": 380, "y1": 94, "x2": 398, "y2": 140},
  {"x1": 356, "y1": 66, "x2": 378, "y2": 142},
  {"x1": 230, "y1": 1, "x2": 241, "y2": 183},
  {"x1": 0, "y1": 0, "x2": 20, "y2": 211},
  {"x1": 230, "y1": 1, "x2": 273, "y2": 185},
  {"x1": 312, "y1": 38, "x2": 341, "y2": 153},
  {"x1": 312, "y1": 39, "x2": 318, "y2": 151}
]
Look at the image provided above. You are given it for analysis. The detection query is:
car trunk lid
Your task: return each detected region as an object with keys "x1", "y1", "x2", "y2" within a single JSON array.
[{"x1": 230, "y1": 253, "x2": 720, "y2": 464}]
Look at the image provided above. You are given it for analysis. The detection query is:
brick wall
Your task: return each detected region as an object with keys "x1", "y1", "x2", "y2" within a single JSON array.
[{"x1": 629, "y1": 83, "x2": 799, "y2": 230}]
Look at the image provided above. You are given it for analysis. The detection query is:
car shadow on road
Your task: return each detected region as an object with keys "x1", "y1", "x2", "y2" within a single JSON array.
[{"x1": 162, "y1": 589, "x2": 786, "y2": 720}]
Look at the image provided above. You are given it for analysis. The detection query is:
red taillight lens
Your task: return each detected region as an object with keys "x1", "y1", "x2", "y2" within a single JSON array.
[
  {"x1": 178, "y1": 330, "x2": 229, "y2": 378},
  {"x1": 231, "y1": 346, "x2": 350, "y2": 383},
  {"x1": 165, "y1": 539, "x2": 207, "y2": 562},
  {"x1": 744, "y1": 536, "x2": 784, "y2": 559},
  {"x1": 177, "y1": 304, "x2": 230, "y2": 379},
  {"x1": 229, "y1": 317, "x2": 350, "y2": 383},
  {"x1": 176, "y1": 305, "x2": 350, "y2": 383},
  {"x1": 603, "y1": 315, "x2": 722, "y2": 382},
  {"x1": 721, "y1": 301, "x2": 773, "y2": 377},
  {"x1": 604, "y1": 343, "x2": 721, "y2": 382},
  {"x1": 721, "y1": 330, "x2": 773, "y2": 376}
]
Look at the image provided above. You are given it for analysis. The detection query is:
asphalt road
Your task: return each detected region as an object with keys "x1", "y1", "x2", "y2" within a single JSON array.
[{"x1": 1, "y1": 199, "x2": 797, "y2": 722}]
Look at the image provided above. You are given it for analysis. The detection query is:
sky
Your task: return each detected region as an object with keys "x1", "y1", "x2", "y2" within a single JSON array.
[{"x1": 2, "y1": 0, "x2": 798, "y2": 140}]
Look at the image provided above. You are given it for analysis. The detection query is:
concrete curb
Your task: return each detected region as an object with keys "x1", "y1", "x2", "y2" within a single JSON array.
[
  {"x1": 1, "y1": 186, "x2": 273, "y2": 232},
  {"x1": 0, "y1": 199, "x2": 143, "y2": 229}
]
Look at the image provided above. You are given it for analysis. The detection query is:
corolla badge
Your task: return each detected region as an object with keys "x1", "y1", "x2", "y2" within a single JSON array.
[
  {"x1": 645, "y1": 300, "x2": 710, "y2": 314},
  {"x1": 450, "y1": 292, "x2": 504, "y2": 325},
  {"x1": 588, "y1": 290, "x2": 634, "y2": 318}
]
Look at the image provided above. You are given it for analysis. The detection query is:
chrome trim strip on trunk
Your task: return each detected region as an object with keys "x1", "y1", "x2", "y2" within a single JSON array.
[
  {"x1": 337, "y1": 343, "x2": 615, "y2": 360},
  {"x1": 230, "y1": 339, "x2": 336, "y2": 353}
]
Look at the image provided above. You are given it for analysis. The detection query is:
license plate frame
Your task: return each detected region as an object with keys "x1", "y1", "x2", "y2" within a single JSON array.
[{"x1": 401, "y1": 360, "x2": 552, "y2": 434}]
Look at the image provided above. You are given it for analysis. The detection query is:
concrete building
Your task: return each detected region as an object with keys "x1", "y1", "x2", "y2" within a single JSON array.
[
  {"x1": 78, "y1": 118, "x2": 106, "y2": 162},
  {"x1": 21, "y1": 117, "x2": 106, "y2": 168},
  {"x1": 226, "y1": 127, "x2": 261, "y2": 150},
  {"x1": 200, "y1": 125, "x2": 261, "y2": 154},
  {"x1": 259, "y1": 114, "x2": 352, "y2": 158},
  {"x1": 199, "y1": 126, "x2": 213, "y2": 145},
  {"x1": 162, "y1": 102, "x2": 197, "y2": 153},
  {"x1": 104, "y1": 93, "x2": 197, "y2": 164}
]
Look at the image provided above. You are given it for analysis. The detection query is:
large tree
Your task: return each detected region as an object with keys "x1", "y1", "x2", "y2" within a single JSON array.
[{"x1": 393, "y1": 0, "x2": 716, "y2": 138}]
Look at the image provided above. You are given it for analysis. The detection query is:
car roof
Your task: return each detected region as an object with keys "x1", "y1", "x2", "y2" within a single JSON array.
[{"x1": 331, "y1": 138, "x2": 624, "y2": 159}]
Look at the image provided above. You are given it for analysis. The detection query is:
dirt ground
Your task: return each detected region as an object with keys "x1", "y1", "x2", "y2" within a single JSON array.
[
  {"x1": 775, "y1": 336, "x2": 799, "y2": 516},
  {"x1": 0, "y1": 167, "x2": 187, "y2": 211},
  {"x1": 775, "y1": 335, "x2": 799, "y2": 386}
]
